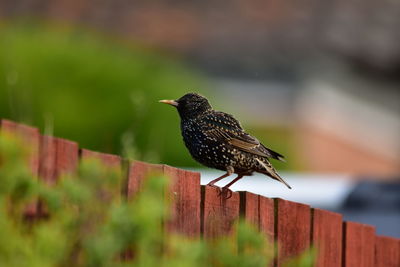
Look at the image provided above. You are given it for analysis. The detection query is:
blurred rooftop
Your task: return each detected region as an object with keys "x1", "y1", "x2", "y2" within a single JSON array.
[{"x1": 1, "y1": 0, "x2": 399, "y2": 80}]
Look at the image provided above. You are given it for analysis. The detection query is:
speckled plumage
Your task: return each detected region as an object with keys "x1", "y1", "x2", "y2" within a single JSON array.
[{"x1": 160, "y1": 93, "x2": 291, "y2": 194}]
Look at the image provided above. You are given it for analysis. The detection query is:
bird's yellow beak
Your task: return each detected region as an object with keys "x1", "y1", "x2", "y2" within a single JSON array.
[{"x1": 159, "y1": 99, "x2": 179, "y2": 107}]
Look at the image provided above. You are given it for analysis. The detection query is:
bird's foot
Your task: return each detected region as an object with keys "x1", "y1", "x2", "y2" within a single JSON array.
[{"x1": 218, "y1": 187, "x2": 233, "y2": 199}]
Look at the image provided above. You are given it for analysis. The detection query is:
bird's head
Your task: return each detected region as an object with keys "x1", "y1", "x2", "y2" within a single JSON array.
[{"x1": 159, "y1": 93, "x2": 212, "y2": 119}]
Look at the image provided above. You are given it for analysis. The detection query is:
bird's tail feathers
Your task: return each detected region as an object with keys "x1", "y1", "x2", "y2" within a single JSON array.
[
  {"x1": 255, "y1": 158, "x2": 292, "y2": 189},
  {"x1": 261, "y1": 145, "x2": 286, "y2": 162}
]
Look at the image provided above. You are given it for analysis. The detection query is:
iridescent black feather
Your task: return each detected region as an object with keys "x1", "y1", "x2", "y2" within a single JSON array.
[{"x1": 160, "y1": 92, "x2": 291, "y2": 190}]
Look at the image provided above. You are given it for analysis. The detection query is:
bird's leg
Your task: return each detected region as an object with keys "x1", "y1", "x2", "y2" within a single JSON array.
[
  {"x1": 207, "y1": 166, "x2": 234, "y2": 188},
  {"x1": 207, "y1": 173, "x2": 229, "y2": 188},
  {"x1": 219, "y1": 174, "x2": 243, "y2": 199}
]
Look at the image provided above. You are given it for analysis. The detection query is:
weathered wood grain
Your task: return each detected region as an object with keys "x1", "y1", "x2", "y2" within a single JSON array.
[
  {"x1": 39, "y1": 135, "x2": 57, "y2": 184},
  {"x1": 54, "y1": 137, "x2": 79, "y2": 178},
  {"x1": 37, "y1": 136, "x2": 78, "y2": 217},
  {"x1": 239, "y1": 191, "x2": 259, "y2": 228},
  {"x1": 275, "y1": 198, "x2": 311, "y2": 266},
  {"x1": 312, "y1": 208, "x2": 343, "y2": 267},
  {"x1": 374, "y1": 235, "x2": 399, "y2": 267},
  {"x1": 202, "y1": 186, "x2": 240, "y2": 239},
  {"x1": 126, "y1": 160, "x2": 162, "y2": 199},
  {"x1": 259, "y1": 196, "x2": 274, "y2": 242},
  {"x1": 343, "y1": 221, "x2": 375, "y2": 267},
  {"x1": 164, "y1": 165, "x2": 201, "y2": 237}
]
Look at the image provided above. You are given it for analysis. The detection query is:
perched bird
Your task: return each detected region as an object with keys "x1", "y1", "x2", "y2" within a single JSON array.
[{"x1": 160, "y1": 93, "x2": 291, "y2": 197}]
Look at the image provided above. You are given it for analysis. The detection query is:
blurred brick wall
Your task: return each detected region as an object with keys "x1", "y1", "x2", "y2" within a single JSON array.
[{"x1": 296, "y1": 126, "x2": 400, "y2": 176}]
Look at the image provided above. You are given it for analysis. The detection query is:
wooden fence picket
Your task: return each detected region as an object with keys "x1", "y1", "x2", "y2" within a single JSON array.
[
  {"x1": 374, "y1": 235, "x2": 400, "y2": 267},
  {"x1": 1, "y1": 119, "x2": 400, "y2": 266},
  {"x1": 126, "y1": 160, "x2": 163, "y2": 198},
  {"x1": 54, "y1": 137, "x2": 79, "y2": 178},
  {"x1": 81, "y1": 148, "x2": 122, "y2": 168},
  {"x1": 259, "y1": 196, "x2": 275, "y2": 242},
  {"x1": 202, "y1": 186, "x2": 240, "y2": 239},
  {"x1": 239, "y1": 191, "x2": 259, "y2": 227},
  {"x1": 0, "y1": 120, "x2": 40, "y2": 175},
  {"x1": 80, "y1": 148, "x2": 123, "y2": 200},
  {"x1": 312, "y1": 208, "x2": 343, "y2": 267},
  {"x1": 275, "y1": 198, "x2": 311, "y2": 266},
  {"x1": 343, "y1": 222, "x2": 375, "y2": 267},
  {"x1": 39, "y1": 135, "x2": 58, "y2": 185},
  {"x1": 1, "y1": 120, "x2": 40, "y2": 218},
  {"x1": 164, "y1": 165, "x2": 201, "y2": 237}
]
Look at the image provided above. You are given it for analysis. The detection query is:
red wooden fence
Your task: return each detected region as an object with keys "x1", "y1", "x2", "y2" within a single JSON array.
[{"x1": 1, "y1": 119, "x2": 399, "y2": 266}]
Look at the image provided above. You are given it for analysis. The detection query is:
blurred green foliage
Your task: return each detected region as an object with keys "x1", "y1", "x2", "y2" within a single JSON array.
[
  {"x1": 0, "y1": 22, "x2": 207, "y2": 166},
  {"x1": 0, "y1": 22, "x2": 297, "y2": 171},
  {"x1": 0, "y1": 133, "x2": 314, "y2": 267}
]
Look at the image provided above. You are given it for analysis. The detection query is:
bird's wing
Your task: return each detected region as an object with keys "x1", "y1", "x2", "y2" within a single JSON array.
[{"x1": 202, "y1": 112, "x2": 285, "y2": 161}]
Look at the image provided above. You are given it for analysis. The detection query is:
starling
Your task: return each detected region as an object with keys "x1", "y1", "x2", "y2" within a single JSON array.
[{"x1": 160, "y1": 93, "x2": 291, "y2": 196}]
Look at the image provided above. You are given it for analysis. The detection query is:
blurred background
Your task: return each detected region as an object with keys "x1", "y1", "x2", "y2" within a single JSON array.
[{"x1": 0, "y1": 1, "x2": 399, "y2": 237}]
